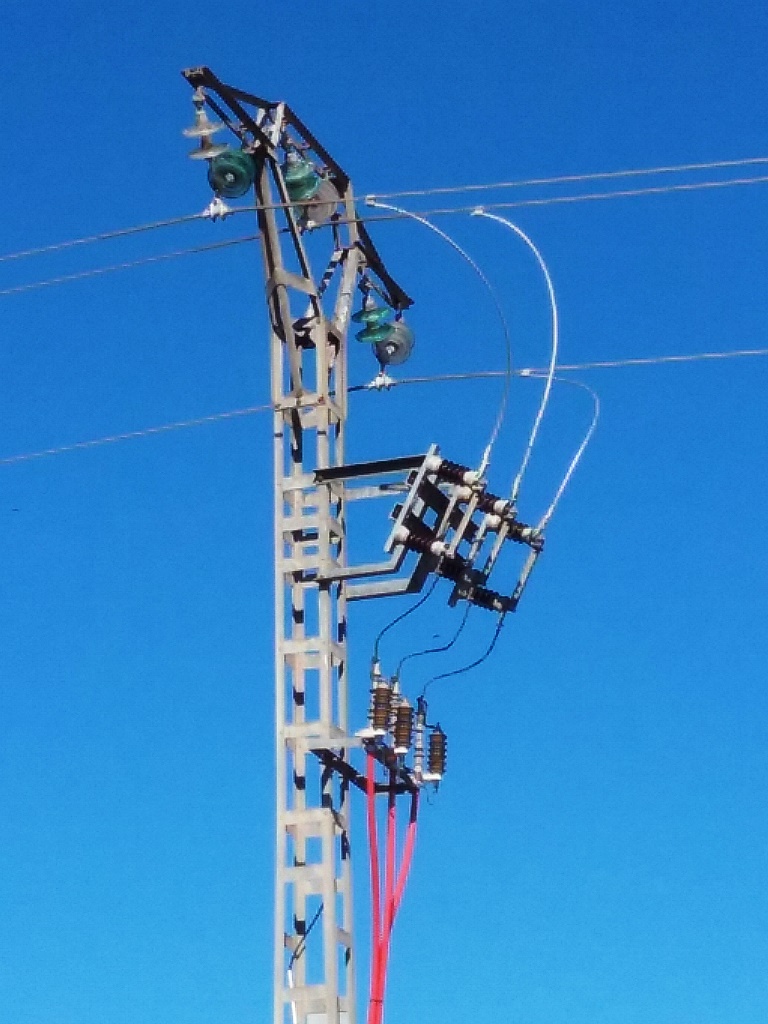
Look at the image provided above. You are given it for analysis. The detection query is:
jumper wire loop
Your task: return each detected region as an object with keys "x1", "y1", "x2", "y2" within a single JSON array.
[
  {"x1": 365, "y1": 198, "x2": 513, "y2": 475},
  {"x1": 471, "y1": 209, "x2": 560, "y2": 505}
]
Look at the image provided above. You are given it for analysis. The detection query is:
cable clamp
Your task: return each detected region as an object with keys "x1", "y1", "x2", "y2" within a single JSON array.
[
  {"x1": 366, "y1": 371, "x2": 396, "y2": 391},
  {"x1": 202, "y1": 196, "x2": 232, "y2": 221}
]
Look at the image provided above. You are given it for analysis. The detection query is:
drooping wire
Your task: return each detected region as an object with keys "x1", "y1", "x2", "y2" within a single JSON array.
[
  {"x1": 365, "y1": 198, "x2": 513, "y2": 475},
  {"x1": 371, "y1": 576, "x2": 439, "y2": 664},
  {"x1": 420, "y1": 613, "x2": 506, "y2": 698},
  {"x1": 471, "y1": 209, "x2": 560, "y2": 505},
  {"x1": 395, "y1": 603, "x2": 471, "y2": 678},
  {"x1": 521, "y1": 373, "x2": 601, "y2": 530}
]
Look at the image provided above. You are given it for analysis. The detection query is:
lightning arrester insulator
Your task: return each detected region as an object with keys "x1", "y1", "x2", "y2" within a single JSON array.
[
  {"x1": 370, "y1": 675, "x2": 392, "y2": 735},
  {"x1": 429, "y1": 726, "x2": 447, "y2": 777},
  {"x1": 393, "y1": 700, "x2": 414, "y2": 754}
]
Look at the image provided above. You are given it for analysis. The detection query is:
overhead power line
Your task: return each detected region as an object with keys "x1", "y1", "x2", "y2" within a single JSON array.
[
  {"x1": 0, "y1": 403, "x2": 272, "y2": 466},
  {"x1": 368, "y1": 347, "x2": 768, "y2": 389},
  {"x1": 2, "y1": 348, "x2": 766, "y2": 469},
  {"x1": 6, "y1": 173, "x2": 767, "y2": 300},
  {"x1": 0, "y1": 212, "x2": 207, "y2": 264},
  {"x1": 1, "y1": 156, "x2": 767, "y2": 271},
  {"x1": 359, "y1": 174, "x2": 768, "y2": 221},
  {"x1": 0, "y1": 236, "x2": 259, "y2": 297},
  {"x1": 365, "y1": 155, "x2": 768, "y2": 201}
]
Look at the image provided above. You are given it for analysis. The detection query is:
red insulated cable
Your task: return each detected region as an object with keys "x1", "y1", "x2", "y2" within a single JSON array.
[
  {"x1": 366, "y1": 752, "x2": 383, "y2": 1024},
  {"x1": 390, "y1": 790, "x2": 419, "y2": 919},
  {"x1": 371, "y1": 776, "x2": 400, "y2": 1024},
  {"x1": 375, "y1": 791, "x2": 419, "y2": 1024}
]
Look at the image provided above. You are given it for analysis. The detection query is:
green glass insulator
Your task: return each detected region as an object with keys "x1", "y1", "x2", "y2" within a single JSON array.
[
  {"x1": 351, "y1": 304, "x2": 392, "y2": 326},
  {"x1": 357, "y1": 322, "x2": 395, "y2": 344},
  {"x1": 207, "y1": 148, "x2": 256, "y2": 198},
  {"x1": 283, "y1": 158, "x2": 321, "y2": 202}
]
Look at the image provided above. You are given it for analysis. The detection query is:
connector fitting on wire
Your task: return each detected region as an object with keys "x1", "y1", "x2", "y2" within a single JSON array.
[
  {"x1": 366, "y1": 371, "x2": 396, "y2": 391},
  {"x1": 201, "y1": 196, "x2": 232, "y2": 221}
]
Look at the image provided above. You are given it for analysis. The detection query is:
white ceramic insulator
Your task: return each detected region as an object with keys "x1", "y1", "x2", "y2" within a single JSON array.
[{"x1": 392, "y1": 525, "x2": 410, "y2": 546}]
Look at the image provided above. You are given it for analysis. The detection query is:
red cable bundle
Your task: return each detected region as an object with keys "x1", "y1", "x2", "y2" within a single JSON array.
[{"x1": 366, "y1": 751, "x2": 419, "y2": 1024}]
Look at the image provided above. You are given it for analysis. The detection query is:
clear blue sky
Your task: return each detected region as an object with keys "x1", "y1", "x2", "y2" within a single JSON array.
[{"x1": 3, "y1": 3, "x2": 768, "y2": 1023}]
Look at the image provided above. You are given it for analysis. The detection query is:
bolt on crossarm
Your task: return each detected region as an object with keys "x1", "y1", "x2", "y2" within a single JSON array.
[{"x1": 182, "y1": 67, "x2": 412, "y2": 1024}]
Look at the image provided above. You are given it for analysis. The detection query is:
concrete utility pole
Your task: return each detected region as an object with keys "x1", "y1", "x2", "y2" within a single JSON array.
[
  {"x1": 183, "y1": 67, "x2": 545, "y2": 1024},
  {"x1": 182, "y1": 68, "x2": 413, "y2": 1024}
]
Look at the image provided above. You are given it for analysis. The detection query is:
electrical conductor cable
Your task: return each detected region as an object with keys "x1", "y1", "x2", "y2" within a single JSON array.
[
  {"x1": 520, "y1": 373, "x2": 601, "y2": 529},
  {"x1": 371, "y1": 576, "x2": 439, "y2": 664},
  {"x1": 365, "y1": 198, "x2": 513, "y2": 475},
  {"x1": 471, "y1": 209, "x2": 560, "y2": 505},
  {"x1": 0, "y1": 235, "x2": 259, "y2": 297},
  {"x1": 394, "y1": 603, "x2": 471, "y2": 679},
  {"x1": 420, "y1": 613, "x2": 507, "y2": 697},
  {"x1": 2, "y1": 159, "x2": 768, "y2": 277},
  {"x1": 365, "y1": 154, "x2": 768, "y2": 202},
  {"x1": 2, "y1": 352, "x2": 760, "y2": 470},
  {"x1": 5, "y1": 176, "x2": 768, "y2": 301}
]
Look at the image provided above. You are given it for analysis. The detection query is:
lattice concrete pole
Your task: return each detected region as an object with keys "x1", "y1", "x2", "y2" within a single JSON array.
[{"x1": 255, "y1": 151, "x2": 363, "y2": 1024}]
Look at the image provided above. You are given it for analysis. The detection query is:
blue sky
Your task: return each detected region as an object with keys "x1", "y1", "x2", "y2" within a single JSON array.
[{"x1": 2, "y1": 3, "x2": 768, "y2": 1023}]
